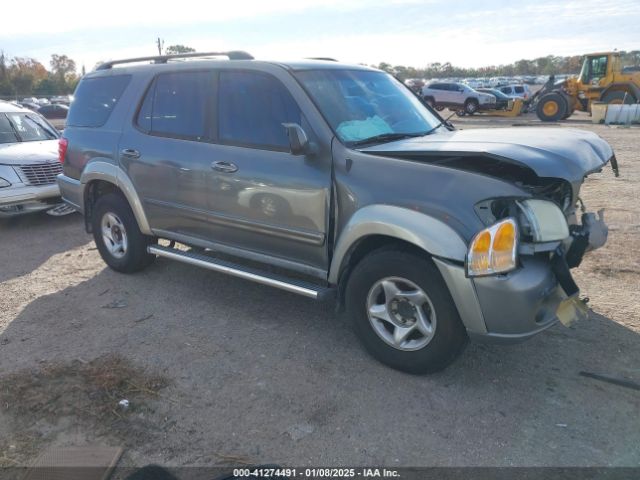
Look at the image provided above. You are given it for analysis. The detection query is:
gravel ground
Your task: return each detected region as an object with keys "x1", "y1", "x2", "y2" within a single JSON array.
[{"x1": 0, "y1": 114, "x2": 638, "y2": 469}]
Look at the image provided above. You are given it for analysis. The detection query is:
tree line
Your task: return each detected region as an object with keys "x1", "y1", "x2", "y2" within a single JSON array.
[
  {"x1": 377, "y1": 50, "x2": 640, "y2": 80},
  {"x1": 1, "y1": 48, "x2": 638, "y2": 97},
  {"x1": 0, "y1": 44, "x2": 195, "y2": 98},
  {"x1": 0, "y1": 52, "x2": 82, "y2": 97}
]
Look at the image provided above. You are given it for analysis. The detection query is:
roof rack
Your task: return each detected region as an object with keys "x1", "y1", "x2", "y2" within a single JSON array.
[{"x1": 96, "y1": 51, "x2": 254, "y2": 70}]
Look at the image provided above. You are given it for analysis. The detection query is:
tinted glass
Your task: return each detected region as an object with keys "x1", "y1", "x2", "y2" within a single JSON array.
[
  {"x1": 146, "y1": 71, "x2": 211, "y2": 139},
  {"x1": 514, "y1": 86, "x2": 524, "y2": 93},
  {"x1": 67, "y1": 75, "x2": 131, "y2": 127},
  {"x1": 218, "y1": 71, "x2": 300, "y2": 149}
]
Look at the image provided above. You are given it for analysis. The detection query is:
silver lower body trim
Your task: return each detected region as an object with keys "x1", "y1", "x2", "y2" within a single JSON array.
[{"x1": 148, "y1": 244, "x2": 331, "y2": 300}]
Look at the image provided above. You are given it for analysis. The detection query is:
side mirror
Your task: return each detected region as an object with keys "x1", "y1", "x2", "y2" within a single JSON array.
[{"x1": 283, "y1": 123, "x2": 313, "y2": 156}]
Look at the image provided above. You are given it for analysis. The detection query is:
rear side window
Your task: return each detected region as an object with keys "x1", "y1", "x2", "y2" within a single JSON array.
[
  {"x1": 218, "y1": 71, "x2": 300, "y2": 150},
  {"x1": 137, "y1": 71, "x2": 212, "y2": 139},
  {"x1": 67, "y1": 75, "x2": 131, "y2": 127},
  {"x1": 514, "y1": 86, "x2": 524, "y2": 93}
]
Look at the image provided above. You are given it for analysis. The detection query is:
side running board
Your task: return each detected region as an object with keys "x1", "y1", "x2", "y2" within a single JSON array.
[{"x1": 147, "y1": 244, "x2": 333, "y2": 301}]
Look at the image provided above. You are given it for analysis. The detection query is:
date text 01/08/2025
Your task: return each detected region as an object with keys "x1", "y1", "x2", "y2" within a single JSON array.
[{"x1": 232, "y1": 467, "x2": 400, "y2": 478}]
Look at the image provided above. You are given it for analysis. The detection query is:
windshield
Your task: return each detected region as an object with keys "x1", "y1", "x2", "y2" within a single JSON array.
[
  {"x1": 1, "y1": 113, "x2": 59, "y2": 143},
  {"x1": 295, "y1": 69, "x2": 441, "y2": 145}
]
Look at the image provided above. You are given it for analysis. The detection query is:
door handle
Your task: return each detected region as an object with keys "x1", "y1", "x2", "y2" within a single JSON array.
[
  {"x1": 121, "y1": 148, "x2": 141, "y2": 159},
  {"x1": 211, "y1": 161, "x2": 238, "y2": 173}
]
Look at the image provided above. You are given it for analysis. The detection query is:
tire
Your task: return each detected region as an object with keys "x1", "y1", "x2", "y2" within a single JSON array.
[
  {"x1": 345, "y1": 249, "x2": 468, "y2": 374},
  {"x1": 464, "y1": 99, "x2": 479, "y2": 115},
  {"x1": 92, "y1": 193, "x2": 156, "y2": 273},
  {"x1": 601, "y1": 90, "x2": 636, "y2": 105},
  {"x1": 435, "y1": 105, "x2": 445, "y2": 112},
  {"x1": 455, "y1": 109, "x2": 466, "y2": 117},
  {"x1": 536, "y1": 92, "x2": 567, "y2": 122}
]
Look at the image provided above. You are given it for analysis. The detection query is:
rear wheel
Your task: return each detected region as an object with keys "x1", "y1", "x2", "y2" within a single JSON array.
[
  {"x1": 345, "y1": 249, "x2": 468, "y2": 374},
  {"x1": 602, "y1": 90, "x2": 636, "y2": 105},
  {"x1": 536, "y1": 92, "x2": 567, "y2": 121},
  {"x1": 92, "y1": 193, "x2": 156, "y2": 273}
]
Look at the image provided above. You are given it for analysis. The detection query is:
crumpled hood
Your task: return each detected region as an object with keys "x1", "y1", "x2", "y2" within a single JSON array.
[
  {"x1": 0, "y1": 140, "x2": 59, "y2": 166},
  {"x1": 360, "y1": 127, "x2": 614, "y2": 184}
]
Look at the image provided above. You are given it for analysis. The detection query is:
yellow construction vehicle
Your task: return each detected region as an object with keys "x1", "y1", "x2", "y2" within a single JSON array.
[{"x1": 535, "y1": 52, "x2": 640, "y2": 121}]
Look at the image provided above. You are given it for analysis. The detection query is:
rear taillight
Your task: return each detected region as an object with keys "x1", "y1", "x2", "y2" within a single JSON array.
[{"x1": 58, "y1": 137, "x2": 68, "y2": 164}]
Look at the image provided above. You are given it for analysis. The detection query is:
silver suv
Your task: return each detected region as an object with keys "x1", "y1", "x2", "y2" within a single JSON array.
[
  {"x1": 58, "y1": 51, "x2": 614, "y2": 373},
  {"x1": 421, "y1": 81, "x2": 496, "y2": 114}
]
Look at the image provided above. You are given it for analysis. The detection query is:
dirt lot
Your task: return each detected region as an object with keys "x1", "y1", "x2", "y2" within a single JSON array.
[{"x1": 1, "y1": 113, "x2": 639, "y2": 470}]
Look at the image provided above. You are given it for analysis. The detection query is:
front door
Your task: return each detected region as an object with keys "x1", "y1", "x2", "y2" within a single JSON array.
[{"x1": 204, "y1": 69, "x2": 331, "y2": 273}]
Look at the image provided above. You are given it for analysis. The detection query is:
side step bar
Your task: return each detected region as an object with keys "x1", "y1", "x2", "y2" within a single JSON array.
[{"x1": 148, "y1": 244, "x2": 333, "y2": 300}]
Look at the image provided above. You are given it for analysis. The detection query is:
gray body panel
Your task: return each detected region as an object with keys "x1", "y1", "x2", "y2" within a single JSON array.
[
  {"x1": 57, "y1": 58, "x2": 612, "y2": 343},
  {"x1": 361, "y1": 127, "x2": 613, "y2": 196}
]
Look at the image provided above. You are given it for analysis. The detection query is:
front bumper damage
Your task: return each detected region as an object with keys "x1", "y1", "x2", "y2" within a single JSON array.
[{"x1": 435, "y1": 207, "x2": 607, "y2": 344}]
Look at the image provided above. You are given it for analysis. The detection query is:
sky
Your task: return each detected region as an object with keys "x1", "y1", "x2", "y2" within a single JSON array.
[{"x1": 1, "y1": 0, "x2": 639, "y2": 72}]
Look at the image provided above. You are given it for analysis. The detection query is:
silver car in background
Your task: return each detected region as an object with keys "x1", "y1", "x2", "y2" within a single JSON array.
[{"x1": 0, "y1": 101, "x2": 67, "y2": 217}]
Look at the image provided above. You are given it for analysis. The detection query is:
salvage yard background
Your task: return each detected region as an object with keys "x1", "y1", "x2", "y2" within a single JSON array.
[{"x1": 0, "y1": 112, "x2": 638, "y2": 468}]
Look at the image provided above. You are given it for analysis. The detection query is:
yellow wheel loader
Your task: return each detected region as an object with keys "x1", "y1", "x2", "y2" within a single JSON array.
[{"x1": 534, "y1": 52, "x2": 640, "y2": 122}]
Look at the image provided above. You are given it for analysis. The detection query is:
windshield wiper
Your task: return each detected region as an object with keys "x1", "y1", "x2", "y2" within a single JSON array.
[
  {"x1": 423, "y1": 111, "x2": 457, "y2": 136},
  {"x1": 349, "y1": 132, "x2": 426, "y2": 148}
]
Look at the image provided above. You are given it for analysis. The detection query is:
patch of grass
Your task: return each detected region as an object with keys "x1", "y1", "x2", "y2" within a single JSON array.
[{"x1": 0, "y1": 355, "x2": 170, "y2": 456}]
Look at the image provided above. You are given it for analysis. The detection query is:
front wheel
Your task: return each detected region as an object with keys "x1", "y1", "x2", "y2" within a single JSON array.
[
  {"x1": 536, "y1": 92, "x2": 567, "y2": 121},
  {"x1": 92, "y1": 193, "x2": 156, "y2": 273},
  {"x1": 345, "y1": 249, "x2": 468, "y2": 374}
]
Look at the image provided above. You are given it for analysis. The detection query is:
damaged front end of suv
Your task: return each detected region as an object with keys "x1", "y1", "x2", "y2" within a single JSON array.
[{"x1": 357, "y1": 126, "x2": 615, "y2": 342}]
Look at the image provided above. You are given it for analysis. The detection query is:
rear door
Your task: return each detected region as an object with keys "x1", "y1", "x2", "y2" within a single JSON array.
[{"x1": 118, "y1": 70, "x2": 217, "y2": 239}]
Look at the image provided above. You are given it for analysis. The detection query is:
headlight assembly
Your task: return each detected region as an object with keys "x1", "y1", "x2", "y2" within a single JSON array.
[
  {"x1": 466, "y1": 218, "x2": 518, "y2": 277},
  {"x1": 517, "y1": 199, "x2": 569, "y2": 242}
]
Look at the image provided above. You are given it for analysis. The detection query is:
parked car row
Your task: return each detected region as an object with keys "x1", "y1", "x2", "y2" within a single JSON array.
[{"x1": 20, "y1": 95, "x2": 73, "y2": 106}]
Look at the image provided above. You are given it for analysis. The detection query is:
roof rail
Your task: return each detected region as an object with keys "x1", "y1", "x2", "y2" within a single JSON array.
[
  {"x1": 307, "y1": 57, "x2": 338, "y2": 62},
  {"x1": 96, "y1": 51, "x2": 254, "y2": 70}
]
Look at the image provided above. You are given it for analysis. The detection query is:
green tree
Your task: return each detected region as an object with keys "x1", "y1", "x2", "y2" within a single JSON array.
[{"x1": 50, "y1": 54, "x2": 77, "y2": 93}]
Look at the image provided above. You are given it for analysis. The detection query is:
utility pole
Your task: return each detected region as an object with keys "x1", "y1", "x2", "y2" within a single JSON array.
[{"x1": 156, "y1": 38, "x2": 164, "y2": 55}]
